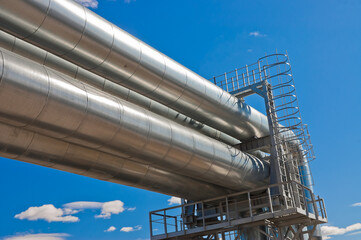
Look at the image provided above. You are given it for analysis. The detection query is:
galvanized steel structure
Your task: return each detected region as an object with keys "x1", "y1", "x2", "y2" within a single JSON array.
[{"x1": 0, "y1": 0, "x2": 326, "y2": 239}]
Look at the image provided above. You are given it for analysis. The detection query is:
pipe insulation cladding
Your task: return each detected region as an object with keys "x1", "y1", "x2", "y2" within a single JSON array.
[
  {"x1": 0, "y1": 0, "x2": 269, "y2": 142},
  {"x1": 0, "y1": 121, "x2": 230, "y2": 200},
  {"x1": 0, "y1": 49, "x2": 269, "y2": 192},
  {"x1": 0, "y1": 30, "x2": 240, "y2": 147}
]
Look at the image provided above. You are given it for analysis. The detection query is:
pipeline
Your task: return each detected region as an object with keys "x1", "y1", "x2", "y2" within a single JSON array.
[
  {"x1": 0, "y1": 2, "x2": 319, "y2": 236},
  {"x1": 0, "y1": 121, "x2": 230, "y2": 201},
  {"x1": 0, "y1": 49, "x2": 269, "y2": 191},
  {"x1": 0, "y1": 0, "x2": 269, "y2": 142},
  {"x1": 0, "y1": 30, "x2": 240, "y2": 147}
]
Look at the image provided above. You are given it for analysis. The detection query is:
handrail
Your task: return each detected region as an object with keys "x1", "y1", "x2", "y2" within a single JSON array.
[
  {"x1": 150, "y1": 180, "x2": 314, "y2": 213},
  {"x1": 149, "y1": 180, "x2": 327, "y2": 239}
]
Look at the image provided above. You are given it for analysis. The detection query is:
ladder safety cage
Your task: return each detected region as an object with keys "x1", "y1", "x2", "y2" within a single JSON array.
[{"x1": 149, "y1": 52, "x2": 327, "y2": 240}]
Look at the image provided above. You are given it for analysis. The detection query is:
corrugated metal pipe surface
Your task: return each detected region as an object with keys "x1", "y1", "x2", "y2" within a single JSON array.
[
  {"x1": 0, "y1": 30, "x2": 240, "y2": 147},
  {"x1": 0, "y1": 0, "x2": 269, "y2": 141},
  {"x1": 0, "y1": 49, "x2": 269, "y2": 192},
  {"x1": 0, "y1": 121, "x2": 230, "y2": 200}
]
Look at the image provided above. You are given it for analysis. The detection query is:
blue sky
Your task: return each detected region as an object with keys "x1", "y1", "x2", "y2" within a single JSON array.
[{"x1": 1, "y1": 0, "x2": 361, "y2": 239}]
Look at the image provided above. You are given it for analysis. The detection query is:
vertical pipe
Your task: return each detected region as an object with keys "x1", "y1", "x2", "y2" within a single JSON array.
[
  {"x1": 201, "y1": 202, "x2": 205, "y2": 230},
  {"x1": 248, "y1": 192, "x2": 253, "y2": 217},
  {"x1": 226, "y1": 197, "x2": 230, "y2": 224},
  {"x1": 267, "y1": 188, "x2": 273, "y2": 213}
]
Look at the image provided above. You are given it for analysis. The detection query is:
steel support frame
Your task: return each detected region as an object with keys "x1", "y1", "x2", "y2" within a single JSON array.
[{"x1": 149, "y1": 54, "x2": 327, "y2": 240}]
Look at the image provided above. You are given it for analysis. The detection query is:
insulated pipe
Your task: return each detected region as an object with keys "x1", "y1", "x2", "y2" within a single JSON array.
[
  {"x1": 0, "y1": 30, "x2": 240, "y2": 147},
  {"x1": 0, "y1": 122, "x2": 230, "y2": 201},
  {"x1": 0, "y1": 0, "x2": 269, "y2": 142},
  {"x1": 0, "y1": 49, "x2": 269, "y2": 191}
]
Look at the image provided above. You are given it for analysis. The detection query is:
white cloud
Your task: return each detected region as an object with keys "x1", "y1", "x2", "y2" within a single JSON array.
[
  {"x1": 63, "y1": 201, "x2": 103, "y2": 210},
  {"x1": 104, "y1": 226, "x2": 116, "y2": 232},
  {"x1": 63, "y1": 200, "x2": 126, "y2": 219},
  {"x1": 347, "y1": 231, "x2": 361, "y2": 236},
  {"x1": 249, "y1": 31, "x2": 267, "y2": 37},
  {"x1": 120, "y1": 225, "x2": 142, "y2": 232},
  {"x1": 352, "y1": 202, "x2": 361, "y2": 207},
  {"x1": 74, "y1": 0, "x2": 98, "y2": 8},
  {"x1": 63, "y1": 208, "x2": 79, "y2": 215},
  {"x1": 321, "y1": 223, "x2": 361, "y2": 239},
  {"x1": 348, "y1": 230, "x2": 361, "y2": 236},
  {"x1": 15, "y1": 200, "x2": 130, "y2": 223},
  {"x1": 168, "y1": 197, "x2": 181, "y2": 205},
  {"x1": 14, "y1": 205, "x2": 79, "y2": 223},
  {"x1": 4, "y1": 233, "x2": 70, "y2": 240},
  {"x1": 124, "y1": 0, "x2": 136, "y2": 3},
  {"x1": 95, "y1": 200, "x2": 125, "y2": 219}
]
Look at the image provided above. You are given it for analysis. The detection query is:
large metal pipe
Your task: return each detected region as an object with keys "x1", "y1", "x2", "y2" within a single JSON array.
[
  {"x1": 0, "y1": 30, "x2": 240, "y2": 147},
  {"x1": 0, "y1": 0, "x2": 269, "y2": 142},
  {"x1": 0, "y1": 121, "x2": 230, "y2": 200},
  {"x1": 0, "y1": 49, "x2": 269, "y2": 191}
]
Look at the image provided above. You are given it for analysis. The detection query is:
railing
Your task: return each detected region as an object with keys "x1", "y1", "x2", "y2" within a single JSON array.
[
  {"x1": 149, "y1": 181, "x2": 326, "y2": 238},
  {"x1": 212, "y1": 53, "x2": 316, "y2": 190},
  {"x1": 212, "y1": 61, "x2": 264, "y2": 92}
]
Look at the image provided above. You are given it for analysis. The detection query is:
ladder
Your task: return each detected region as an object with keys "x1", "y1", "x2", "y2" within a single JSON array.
[{"x1": 212, "y1": 52, "x2": 316, "y2": 211}]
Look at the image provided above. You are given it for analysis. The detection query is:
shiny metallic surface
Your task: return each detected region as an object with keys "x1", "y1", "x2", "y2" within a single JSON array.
[
  {"x1": 0, "y1": 121, "x2": 229, "y2": 200},
  {"x1": 0, "y1": 0, "x2": 269, "y2": 141},
  {"x1": 0, "y1": 49, "x2": 269, "y2": 191},
  {"x1": 0, "y1": 3, "x2": 324, "y2": 237},
  {"x1": 0, "y1": 30, "x2": 240, "y2": 146}
]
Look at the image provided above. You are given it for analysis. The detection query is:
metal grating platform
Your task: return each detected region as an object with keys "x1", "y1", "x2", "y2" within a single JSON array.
[{"x1": 150, "y1": 181, "x2": 327, "y2": 240}]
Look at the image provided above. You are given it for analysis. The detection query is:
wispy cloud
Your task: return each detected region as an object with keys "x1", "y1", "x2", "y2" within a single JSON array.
[
  {"x1": 74, "y1": 0, "x2": 99, "y2": 9},
  {"x1": 14, "y1": 205, "x2": 79, "y2": 223},
  {"x1": 3, "y1": 233, "x2": 70, "y2": 240},
  {"x1": 124, "y1": 0, "x2": 136, "y2": 3},
  {"x1": 168, "y1": 197, "x2": 181, "y2": 205},
  {"x1": 321, "y1": 223, "x2": 361, "y2": 239},
  {"x1": 120, "y1": 225, "x2": 142, "y2": 232},
  {"x1": 63, "y1": 201, "x2": 103, "y2": 209},
  {"x1": 15, "y1": 200, "x2": 132, "y2": 223},
  {"x1": 104, "y1": 226, "x2": 116, "y2": 232},
  {"x1": 64, "y1": 200, "x2": 126, "y2": 219},
  {"x1": 351, "y1": 202, "x2": 361, "y2": 207},
  {"x1": 348, "y1": 230, "x2": 361, "y2": 236},
  {"x1": 249, "y1": 31, "x2": 267, "y2": 38}
]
